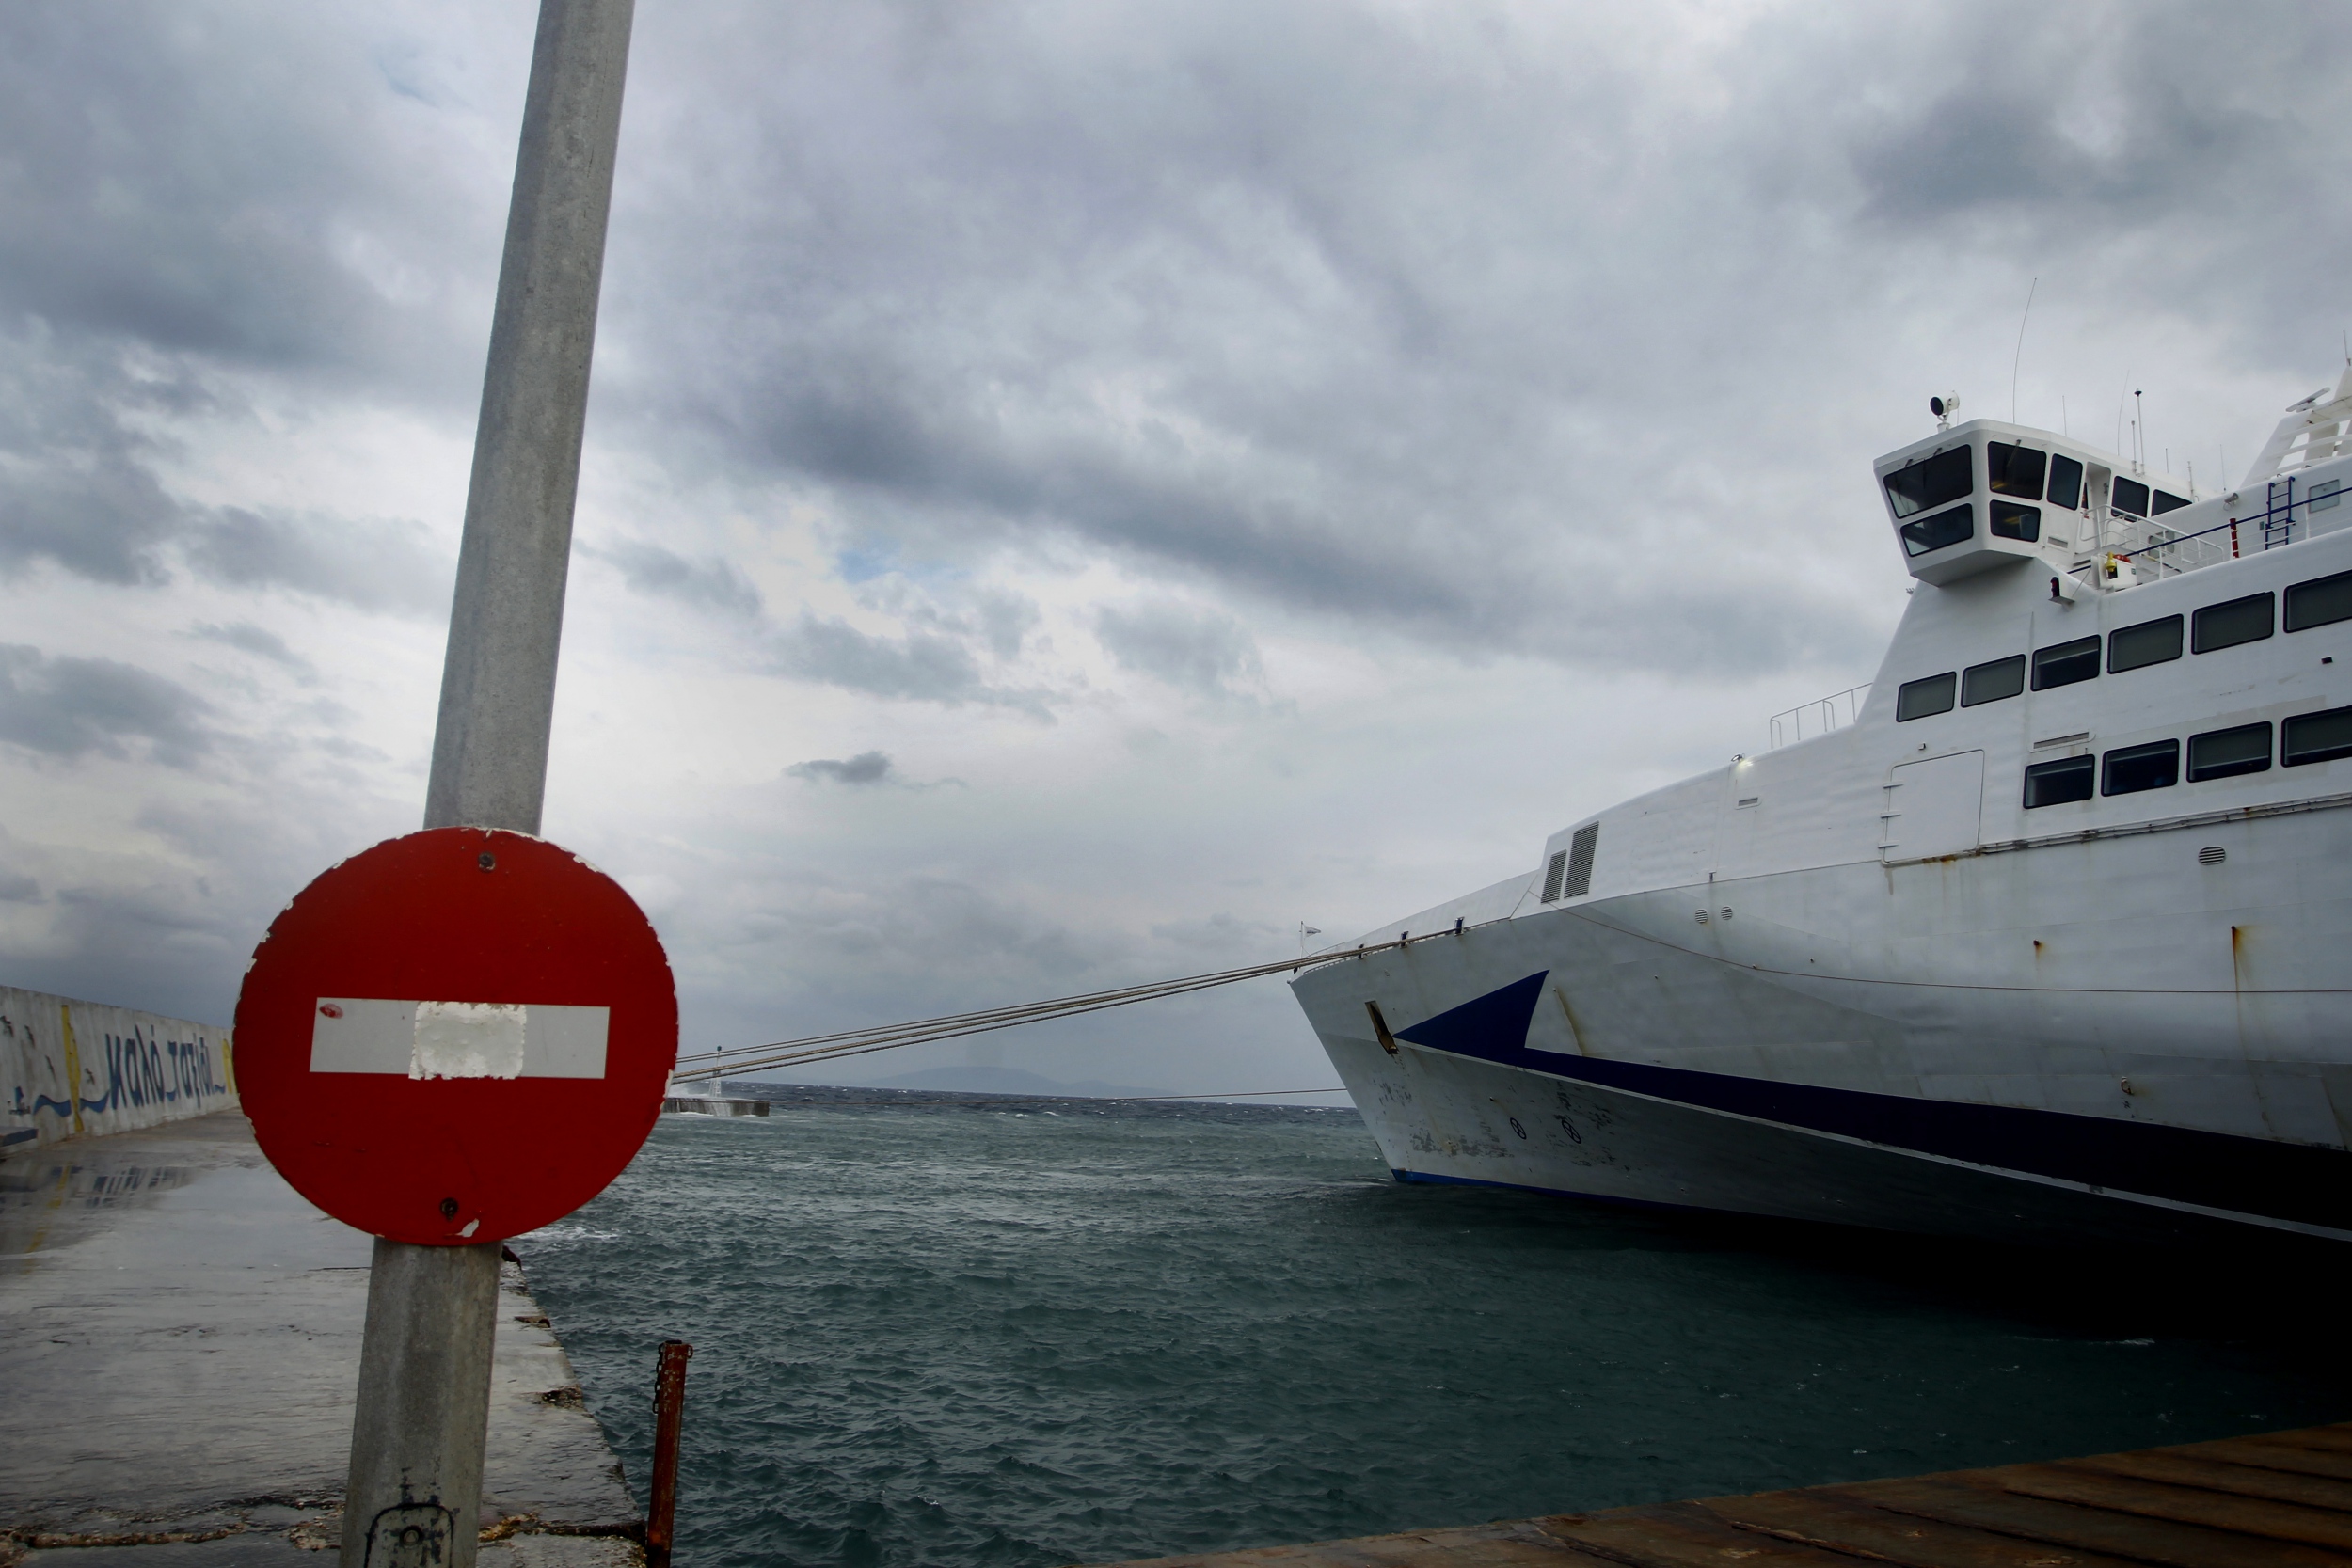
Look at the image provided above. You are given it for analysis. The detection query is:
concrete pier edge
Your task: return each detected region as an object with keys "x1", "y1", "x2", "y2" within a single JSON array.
[{"x1": 0, "y1": 1106, "x2": 644, "y2": 1565}]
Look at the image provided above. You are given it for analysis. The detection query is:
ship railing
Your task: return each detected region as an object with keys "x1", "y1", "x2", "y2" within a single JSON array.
[
  {"x1": 2122, "y1": 473, "x2": 2352, "y2": 578},
  {"x1": 2118, "y1": 515, "x2": 2236, "y2": 579},
  {"x1": 1769, "y1": 683, "x2": 1870, "y2": 750}
]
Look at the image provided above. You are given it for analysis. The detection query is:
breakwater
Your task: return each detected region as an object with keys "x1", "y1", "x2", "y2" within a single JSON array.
[{"x1": 0, "y1": 985, "x2": 234, "y2": 1151}]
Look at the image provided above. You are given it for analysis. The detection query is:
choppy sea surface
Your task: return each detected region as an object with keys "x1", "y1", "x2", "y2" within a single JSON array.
[{"x1": 514, "y1": 1099, "x2": 2352, "y2": 1568}]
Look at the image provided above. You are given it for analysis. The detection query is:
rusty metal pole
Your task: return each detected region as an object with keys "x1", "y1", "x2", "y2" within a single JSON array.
[
  {"x1": 342, "y1": 5, "x2": 635, "y2": 1566},
  {"x1": 645, "y1": 1340, "x2": 694, "y2": 1567}
]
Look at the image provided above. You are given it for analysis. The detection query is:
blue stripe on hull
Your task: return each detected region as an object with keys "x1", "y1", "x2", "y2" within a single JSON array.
[{"x1": 1394, "y1": 970, "x2": 2352, "y2": 1233}]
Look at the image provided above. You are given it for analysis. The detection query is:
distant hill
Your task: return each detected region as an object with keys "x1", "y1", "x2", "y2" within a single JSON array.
[{"x1": 869, "y1": 1065, "x2": 1170, "y2": 1100}]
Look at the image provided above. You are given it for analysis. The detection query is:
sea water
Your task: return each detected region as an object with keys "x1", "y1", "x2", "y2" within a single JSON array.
[{"x1": 514, "y1": 1101, "x2": 2352, "y2": 1568}]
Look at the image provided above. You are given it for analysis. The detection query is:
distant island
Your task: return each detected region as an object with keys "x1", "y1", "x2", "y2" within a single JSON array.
[{"x1": 716, "y1": 1075, "x2": 1359, "y2": 1123}]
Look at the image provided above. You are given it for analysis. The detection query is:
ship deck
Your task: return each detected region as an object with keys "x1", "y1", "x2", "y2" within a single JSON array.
[{"x1": 1100, "y1": 1422, "x2": 2352, "y2": 1568}]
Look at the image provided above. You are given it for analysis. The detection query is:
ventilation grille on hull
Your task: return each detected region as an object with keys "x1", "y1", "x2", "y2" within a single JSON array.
[
  {"x1": 1540, "y1": 851, "x2": 1567, "y2": 903},
  {"x1": 1564, "y1": 823, "x2": 1598, "y2": 899}
]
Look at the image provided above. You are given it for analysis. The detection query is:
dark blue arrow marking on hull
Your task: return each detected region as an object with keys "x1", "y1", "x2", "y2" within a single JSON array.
[
  {"x1": 1380, "y1": 970, "x2": 2352, "y2": 1233},
  {"x1": 1392, "y1": 971, "x2": 1549, "y2": 1056}
]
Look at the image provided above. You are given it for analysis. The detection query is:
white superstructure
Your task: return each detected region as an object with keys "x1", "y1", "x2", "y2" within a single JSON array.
[{"x1": 1290, "y1": 372, "x2": 2352, "y2": 1244}]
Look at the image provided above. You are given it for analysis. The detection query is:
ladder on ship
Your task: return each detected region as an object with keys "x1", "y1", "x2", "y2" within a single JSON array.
[{"x1": 2266, "y1": 476, "x2": 2296, "y2": 549}]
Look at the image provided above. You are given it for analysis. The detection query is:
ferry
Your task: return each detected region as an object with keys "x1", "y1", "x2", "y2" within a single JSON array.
[{"x1": 1290, "y1": 372, "x2": 2352, "y2": 1244}]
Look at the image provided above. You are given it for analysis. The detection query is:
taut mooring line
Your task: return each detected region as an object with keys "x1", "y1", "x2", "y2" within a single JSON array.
[{"x1": 672, "y1": 929, "x2": 1449, "y2": 1081}]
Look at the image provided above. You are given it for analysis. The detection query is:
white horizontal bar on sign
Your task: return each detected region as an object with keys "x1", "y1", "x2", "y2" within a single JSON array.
[{"x1": 309, "y1": 998, "x2": 610, "y2": 1080}]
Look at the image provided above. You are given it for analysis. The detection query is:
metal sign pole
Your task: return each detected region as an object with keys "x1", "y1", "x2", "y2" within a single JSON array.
[{"x1": 341, "y1": 5, "x2": 634, "y2": 1565}]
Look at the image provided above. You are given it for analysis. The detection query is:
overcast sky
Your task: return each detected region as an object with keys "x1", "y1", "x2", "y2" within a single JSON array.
[{"x1": 3, "y1": 1, "x2": 2347, "y2": 1099}]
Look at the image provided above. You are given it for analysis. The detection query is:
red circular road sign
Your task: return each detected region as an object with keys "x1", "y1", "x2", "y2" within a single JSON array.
[{"x1": 235, "y1": 827, "x2": 676, "y2": 1244}]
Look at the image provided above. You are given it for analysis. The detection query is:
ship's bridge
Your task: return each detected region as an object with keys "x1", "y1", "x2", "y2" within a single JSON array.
[
  {"x1": 1878, "y1": 394, "x2": 2352, "y2": 591},
  {"x1": 1872, "y1": 419, "x2": 2179, "y2": 587}
]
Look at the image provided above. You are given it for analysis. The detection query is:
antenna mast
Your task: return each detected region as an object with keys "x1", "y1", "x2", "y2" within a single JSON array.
[{"x1": 2010, "y1": 277, "x2": 2037, "y2": 423}]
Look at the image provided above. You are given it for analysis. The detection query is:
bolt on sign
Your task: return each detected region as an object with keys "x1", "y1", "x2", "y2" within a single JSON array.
[{"x1": 235, "y1": 828, "x2": 676, "y2": 1243}]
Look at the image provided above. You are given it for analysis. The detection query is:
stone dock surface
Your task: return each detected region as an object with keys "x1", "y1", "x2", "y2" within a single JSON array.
[{"x1": 0, "y1": 1108, "x2": 642, "y2": 1564}]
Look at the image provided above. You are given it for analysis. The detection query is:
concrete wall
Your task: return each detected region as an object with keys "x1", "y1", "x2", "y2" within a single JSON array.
[{"x1": 1, "y1": 986, "x2": 236, "y2": 1150}]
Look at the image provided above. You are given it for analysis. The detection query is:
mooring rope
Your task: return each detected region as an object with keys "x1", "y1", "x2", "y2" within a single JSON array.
[
  {"x1": 727, "y1": 1086, "x2": 1351, "y2": 1108},
  {"x1": 670, "y1": 930, "x2": 1437, "y2": 1083}
]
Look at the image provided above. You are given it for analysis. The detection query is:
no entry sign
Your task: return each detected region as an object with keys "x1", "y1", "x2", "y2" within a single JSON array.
[{"x1": 235, "y1": 827, "x2": 676, "y2": 1244}]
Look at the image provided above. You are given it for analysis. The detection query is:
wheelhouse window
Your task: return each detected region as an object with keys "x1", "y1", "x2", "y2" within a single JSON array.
[
  {"x1": 2287, "y1": 569, "x2": 2352, "y2": 632},
  {"x1": 2047, "y1": 454, "x2": 2085, "y2": 510},
  {"x1": 2111, "y1": 476, "x2": 2151, "y2": 517},
  {"x1": 1962, "y1": 654, "x2": 2025, "y2": 706},
  {"x1": 2188, "y1": 722, "x2": 2272, "y2": 782},
  {"x1": 1884, "y1": 446, "x2": 1972, "y2": 518},
  {"x1": 2193, "y1": 592, "x2": 2274, "y2": 653},
  {"x1": 1899, "y1": 504, "x2": 1974, "y2": 557},
  {"x1": 1990, "y1": 500, "x2": 2040, "y2": 541},
  {"x1": 2284, "y1": 705, "x2": 2352, "y2": 767},
  {"x1": 2024, "y1": 755, "x2": 2094, "y2": 808},
  {"x1": 1987, "y1": 442, "x2": 2046, "y2": 499},
  {"x1": 1897, "y1": 673, "x2": 1957, "y2": 721},
  {"x1": 2152, "y1": 489, "x2": 2191, "y2": 515},
  {"x1": 2312, "y1": 478, "x2": 2344, "y2": 512},
  {"x1": 2032, "y1": 636, "x2": 2100, "y2": 690},
  {"x1": 2106, "y1": 615, "x2": 2182, "y2": 673},
  {"x1": 2102, "y1": 739, "x2": 2179, "y2": 796}
]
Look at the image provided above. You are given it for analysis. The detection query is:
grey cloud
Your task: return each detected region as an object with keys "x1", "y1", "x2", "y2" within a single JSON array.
[
  {"x1": 768, "y1": 612, "x2": 1057, "y2": 715},
  {"x1": 588, "y1": 1, "x2": 2352, "y2": 679},
  {"x1": 0, "y1": 329, "x2": 450, "y2": 610},
  {"x1": 710, "y1": 870, "x2": 1111, "y2": 1004},
  {"x1": 0, "y1": 872, "x2": 40, "y2": 903},
  {"x1": 1838, "y1": 6, "x2": 2331, "y2": 230},
  {"x1": 1148, "y1": 911, "x2": 1280, "y2": 952},
  {"x1": 0, "y1": 445, "x2": 188, "y2": 586},
  {"x1": 602, "y1": 1, "x2": 1902, "y2": 673},
  {"x1": 786, "y1": 750, "x2": 894, "y2": 785},
  {"x1": 0, "y1": 4, "x2": 513, "y2": 394},
  {"x1": 18, "y1": 840, "x2": 262, "y2": 1026},
  {"x1": 187, "y1": 621, "x2": 318, "y2": 683},
  {"x1": 0, "y1": 335, "x2": 197, "y2": 584},
  {"x1": 6, "y1": 2, "x2": 2347, "y2": 687},
  {"x1": 1095, "y1": 601, "x2": 1263, "y2": 697},
  {"x1": 0, "y1": 644, "x2": 219, "y2": 768},
  {"x1": 974, "y1": 590, "x2": 1041, "y2": 660},
  {"x1": 598, "y1": 540, "x2": 764, "y2": 618},
  {"x1": 853, "y1": 578, "x2": 1045, "y2": 661},
  {"x1": 182, "y1": 507, "x2": 449, "y2": 617}
]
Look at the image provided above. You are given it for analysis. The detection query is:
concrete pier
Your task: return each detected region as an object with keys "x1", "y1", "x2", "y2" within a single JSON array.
[{"x1": 0, "y1": 1109, "x2": 642, "y2": 1563}]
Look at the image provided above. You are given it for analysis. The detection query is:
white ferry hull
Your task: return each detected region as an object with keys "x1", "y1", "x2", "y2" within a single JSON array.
[
  {"x1": 1294, "y1": 404, "x2": 2352, "y2": 1244},
  {"x1": 1294, "y1": 815, "x2": 2352, "y2": 1244}
]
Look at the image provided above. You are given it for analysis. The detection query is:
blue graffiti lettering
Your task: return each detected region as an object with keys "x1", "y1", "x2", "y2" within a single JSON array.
[{"x1": 105, "y1": 1034, "x2": 132, "y2": 1108}]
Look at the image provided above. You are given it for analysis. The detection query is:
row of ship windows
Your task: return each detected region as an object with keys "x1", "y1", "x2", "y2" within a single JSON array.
[
  {"x1": 1885, "y1": 442, "x2": 2190, "y2": 520},
  {"x1": 2019, "y1": 707, "x2": 2352, "y2": 809},
  {"x1": 1896, "y1": 568, "x2": 2352, "y2": 722}
]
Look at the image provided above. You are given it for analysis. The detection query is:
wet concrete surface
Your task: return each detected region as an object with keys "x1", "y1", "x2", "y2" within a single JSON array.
[{"x1": 0, "y1": 1110, "x2": 641, "y2": 1563}]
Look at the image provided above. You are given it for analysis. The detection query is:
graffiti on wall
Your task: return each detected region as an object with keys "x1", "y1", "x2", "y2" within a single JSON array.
[{"x1": 2, "y1": 988, "x2": 237, "y2": 1150}]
